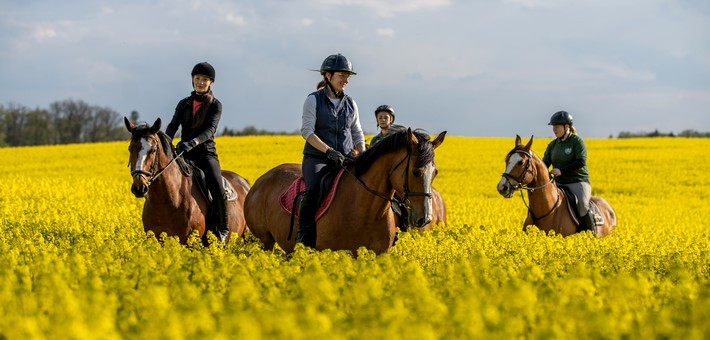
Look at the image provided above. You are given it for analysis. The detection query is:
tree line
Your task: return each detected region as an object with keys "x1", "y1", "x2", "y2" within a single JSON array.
[
  {"x1": 0, "y1": 98, "x2": 303, "y2": 147},
  {"x1": 0, "y1": 99, "x2": 132, "y2": 147},
  {"x1": 617, "y1": 129, "x2": 710, "y2": 138}
]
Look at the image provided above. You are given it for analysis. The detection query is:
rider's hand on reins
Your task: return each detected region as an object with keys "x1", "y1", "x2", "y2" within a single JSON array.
[
  {"x1": 326, "y1": 148, "x2": 346, "y2": 167},
  {"x1": 550, "y1": 168, "x2": 561, "y2": 177}
]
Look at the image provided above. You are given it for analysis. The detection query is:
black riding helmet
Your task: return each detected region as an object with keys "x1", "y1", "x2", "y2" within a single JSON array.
[
  {"x1": 374, "y1": 104, "x2": 395, "y2": 124},
  {"x1": 191, "y1": 62, "x2": 216, "y2": 82},
  {"x1": 548, "y1": 110, "x2": 573, "y2": 126},
  {"x1": 320, "y1": 54, "x2": 356, "y2": 75}
]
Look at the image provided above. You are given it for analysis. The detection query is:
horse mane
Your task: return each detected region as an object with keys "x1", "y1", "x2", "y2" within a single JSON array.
[
  {"x1": 156, "y1": 131, "x2": 174, "y2": 159},
  {"x1": 353, "y1": 129, "x2": 434, "y2": 176},
  {"x1": 130, "y1": 123, "x2": 174, "y2": 159}
]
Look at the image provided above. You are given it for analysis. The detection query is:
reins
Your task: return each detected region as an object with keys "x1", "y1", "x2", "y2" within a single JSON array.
[
  {"x1": 130, "y1": 135, "x2": 184, "y2": 187},
  {"x1": 502, "y1": 149, "x2": 560, "y2": 222},
  {"x1": 343, "y1": 144, "x2": 432, "y2": 211}
]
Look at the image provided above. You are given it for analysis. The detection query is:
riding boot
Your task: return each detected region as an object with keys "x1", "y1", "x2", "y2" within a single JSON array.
[
  {"x1": 296, "y1": 191, "x2": 318, "y2": 248},
  {"x1": 578, "y1": 210, "x2": 595, "y2": 233},
  {"x1": 215, "y1": 193, "x2": 230, "y2": 243}
]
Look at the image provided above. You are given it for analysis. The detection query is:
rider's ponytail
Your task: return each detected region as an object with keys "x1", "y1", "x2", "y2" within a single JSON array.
[{"x1": 569, "y1": 125, "x2": 578, "y2": 135}]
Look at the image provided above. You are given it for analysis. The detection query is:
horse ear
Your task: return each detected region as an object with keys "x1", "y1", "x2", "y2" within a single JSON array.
[
  {"x1": 406, "y1": 127, "x2": 419, "y2": 147},
  {"x1": 432, "y1": 131, "x2": 447, "y2": 149},
  {"x1": 515, "y1": 135, "x2": 522, "y2": 147},
  {"x1": 150, "y1": 118, "x2": 162, "y2": 134},
  {"x1": 523, "y1": 135, "x2": 534, "y2": 152},
  {"x1": 124, "y1": 117, "x2": 135, "y2": 133}
]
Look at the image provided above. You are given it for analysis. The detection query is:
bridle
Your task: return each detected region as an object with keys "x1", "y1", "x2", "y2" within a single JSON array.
[
  {"x1": 129, "y1": 135, "x2": 182, "y2": 187},
  {"x1": 502, "y1": 148, "x2": 560, "y2": 221},
  {"x1": 343, "y1": 144, "x2": 432, "y2": 215}
]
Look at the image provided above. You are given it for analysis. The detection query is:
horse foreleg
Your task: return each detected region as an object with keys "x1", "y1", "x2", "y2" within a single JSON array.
[{"x1": 522, "y1": 212, "x2": 534, "y2": 232}]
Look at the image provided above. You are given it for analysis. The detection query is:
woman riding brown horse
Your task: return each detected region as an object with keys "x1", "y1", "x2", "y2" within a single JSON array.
[
  {"x1": 125, "y1": 118, "x2": 250, "y2": 244},
  {"x1": 245, "y1": 129, "x2": 446, "y2": 254},
  {"x1": 497, "y1": 135, "x2": 616, "y2": 236}
]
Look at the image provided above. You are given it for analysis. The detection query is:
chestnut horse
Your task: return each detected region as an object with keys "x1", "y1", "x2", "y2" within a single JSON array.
[
  {"x1": 427, "y1": 187, "x2": 447, "y2": 229},
  {"x1": 125, "y1": 118, "x2": 250, "y2": 244},
  {"x1": 497, "y1": 135, "x2": 616, "y2": 237},
  {"x1": 245, "y1": 129, "x2": 446, "y2": 254}
]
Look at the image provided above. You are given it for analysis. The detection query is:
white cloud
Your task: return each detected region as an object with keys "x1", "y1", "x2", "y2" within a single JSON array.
[
  {"x1": 376, "y1": 28, "x2": 395, "y2": 37},
  {"x1": 101, "y1": 6, "x2": 114, "y2": 15},
  {"x1": 224, "y1": 12, "x2": 246, "y2": 27},
  {"x1": 313, "y1": 0, "x2": 450, "y2": 16},
  {"x1": 300, "y1": 18, "x2": 314, "y2": 26},
  {"x1": 33, "y1": 26, "x2": 57, "y2": 41}
]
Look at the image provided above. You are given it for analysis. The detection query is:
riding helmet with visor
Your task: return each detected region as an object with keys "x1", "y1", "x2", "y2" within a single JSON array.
[
  {"x1": 191, "y1": 62, "x2": 216, "y2": 82},
  {"x1": 374, "y1": 104, "x2": 395, "y2": 123},
  {"x1": 320, "y1": 54, "x2": 356, "y2": 75},
  {"x1": 548, "y1": 110, "x2": 573, "y2": 126}
]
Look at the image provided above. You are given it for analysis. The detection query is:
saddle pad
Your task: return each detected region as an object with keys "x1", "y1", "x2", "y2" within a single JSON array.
[
  {"x1": 562, "y1": 189, "x2": 604, "y2": 230},
  {"x1": 279, "y1": 168, "x2": 345, "y2": 221},
  {"x1": 223, "y1": 177, "x2": 238, "y2": 202}
]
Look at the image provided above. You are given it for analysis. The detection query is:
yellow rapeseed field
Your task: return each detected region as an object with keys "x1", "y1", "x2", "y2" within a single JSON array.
[{"x1": 0, "y1": 135, "x2": 708, "y2": 339}]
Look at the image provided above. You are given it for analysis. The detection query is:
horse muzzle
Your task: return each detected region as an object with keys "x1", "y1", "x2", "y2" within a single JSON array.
[
  {"x1": 497, "y1": 179, "x2": 514, "y2": 198},
  {"x1": 131, "y1": 183, "x2": 148, "y2": 197}
]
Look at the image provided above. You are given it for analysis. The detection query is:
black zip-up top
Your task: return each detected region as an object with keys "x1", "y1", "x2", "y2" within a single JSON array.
[{"x1": 166, "y1": 91, "x2": 222, "y2": 153}]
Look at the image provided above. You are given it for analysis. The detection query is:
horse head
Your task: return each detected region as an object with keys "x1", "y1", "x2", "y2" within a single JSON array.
[
  {"x1": 359, "y1": 128, "x2": 446, "y2": 228},
  {"x1": 125, "y1": 117, "x2": 163, "y2": 198},
  {"x1": 498, "y1": 135, "x2": 536, "y2": 198}
]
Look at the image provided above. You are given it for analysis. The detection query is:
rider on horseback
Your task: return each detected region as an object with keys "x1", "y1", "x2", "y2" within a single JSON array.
[
  {"x1": 297, "y1": 54, "x2": 366, "y2": 248},
  {"x1": 370, "y1": 105, "x2": 405, "y2": 146},
  {"x1": 542, "y1": 110, "x2": 594, "y2": 232},
  {"x1": 165, "y1": 62, "x2": 230, "y2": 243}
]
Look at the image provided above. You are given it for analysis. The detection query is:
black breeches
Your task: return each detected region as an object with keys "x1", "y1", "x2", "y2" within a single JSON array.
[
  {"x1": 302, "y1": 155, "x2": 331, "y2": 196},
  {"x1": 189, "y1": 153, "x2": 224, "y2": 201}
]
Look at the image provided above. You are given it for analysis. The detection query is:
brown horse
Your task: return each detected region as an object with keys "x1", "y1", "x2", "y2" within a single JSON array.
[
  {"x1": 404, "y1": 187, "x2": 446, "y2": 231},
  {"x1": 497, "y1": 135, "x2": 616, "y2": 237},
  {"x1": 426, "y1": 187, "x2": 447, "y2": 229},
  {"x1": 125, "y1": 117, "x2": 250, "y2": 244},
  {"x1": 245, "y1": 129, "x2": 446, "y2": 254}
]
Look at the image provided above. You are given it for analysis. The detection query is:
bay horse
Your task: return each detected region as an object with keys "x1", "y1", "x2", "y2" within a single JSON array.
[
  {"x1": 125, "y1": 117, "x2": 250, "y2": 244},
  {"x1": 497, "y1": 135, "x2": 616, "y2": 237},
  {"x1": 401, "y1": 187, "x2": 446, "y2": 231},
  {"x1": 244, "y1": 129, "x2": 446, "y2": 254}
]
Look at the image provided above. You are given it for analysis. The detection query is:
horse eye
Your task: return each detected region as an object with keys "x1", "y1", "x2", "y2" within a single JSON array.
[
  {"x1": 517, "y1": 160, "x2": 524, "y2": 165},
  {"x1": 413, "y1": 169, "x2": 422, "y2": 177}
]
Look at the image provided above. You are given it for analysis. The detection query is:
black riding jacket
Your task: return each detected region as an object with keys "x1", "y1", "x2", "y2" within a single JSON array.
[{"x1": 165, "y1": 92, "x2": 222, "y2": 153}]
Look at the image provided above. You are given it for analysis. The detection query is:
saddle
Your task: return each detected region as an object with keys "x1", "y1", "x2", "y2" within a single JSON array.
[
  {"x1": 559, "y1": 186, "x2": 604, "y2": 230},
  {"x1": 279, "y1": 167, "x2": 345, "y2": 221},
  {"x1": 177, "y1": 157, "x2": 238, "y2": 204}
]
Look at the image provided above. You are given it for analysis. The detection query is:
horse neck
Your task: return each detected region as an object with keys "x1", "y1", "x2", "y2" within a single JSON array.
[
  {"x1": 146, "y1": 150, "x2": 184, "y2": 203},
  {"x1": 526, "y1": 154, "x2": 559, "y2": 214},
  {"x1": 342, "y1": 150, "x2": 405, "y2": 216}
]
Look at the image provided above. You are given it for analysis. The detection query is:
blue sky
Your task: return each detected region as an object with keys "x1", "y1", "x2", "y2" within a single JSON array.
[{"x1": 1, "y1": 0, "x2": 708, "y2": 138}]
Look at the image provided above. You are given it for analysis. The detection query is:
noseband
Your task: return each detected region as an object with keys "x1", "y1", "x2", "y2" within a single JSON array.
[
  {"x1": 502, "y1": 148, "x2": 560, "y2": 221},
  {"x1": 129, "y1": 135, "x2": 182, "y2": 187},
  {"x1": 502, "y1": 149, "x2": 555, "y2": 192}
]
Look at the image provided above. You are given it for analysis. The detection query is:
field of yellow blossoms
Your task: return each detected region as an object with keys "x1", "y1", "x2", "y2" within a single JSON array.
[{"x1": 1, "y1": 134, "x2": 708, "y2": 339}]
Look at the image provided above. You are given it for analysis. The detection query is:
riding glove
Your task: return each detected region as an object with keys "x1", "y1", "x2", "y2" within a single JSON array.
[
  {"x1": 177, "y1": 139, "x2": 198, "y2": 154},
  {"x1": 326, "y1": 148, "x2": 346, "y2": 167}
]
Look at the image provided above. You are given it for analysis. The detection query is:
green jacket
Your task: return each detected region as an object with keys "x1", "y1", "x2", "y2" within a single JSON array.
[{"x1": 542, "y1": 133, "x2": 590, "y2": 184}]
